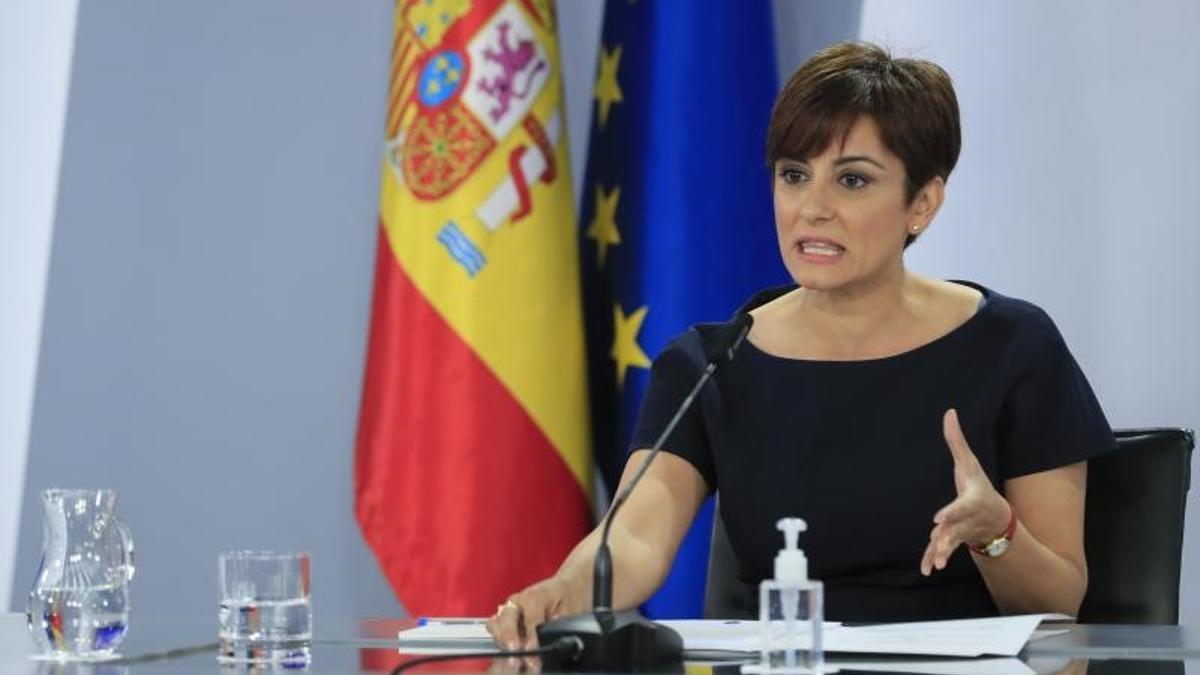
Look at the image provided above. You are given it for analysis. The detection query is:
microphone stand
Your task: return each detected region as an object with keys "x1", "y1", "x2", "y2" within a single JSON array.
[{"x1": 537, "y1": 316, "x2": 753, "y2": 672}]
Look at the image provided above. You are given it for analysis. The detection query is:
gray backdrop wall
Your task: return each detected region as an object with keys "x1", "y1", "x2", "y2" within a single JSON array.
[
  {"x1": 856, "y1": 0, "x2": 1200, "y2": 625},
  {"x1": 0, "y1": 0, "x2": 78, "y2": 613},
  {"x1": 10, "y1": 0, "x2": 401, "y2": 621},
  {"x1": 9, "y1": 0, "x2": 1199, "y2": 629}
]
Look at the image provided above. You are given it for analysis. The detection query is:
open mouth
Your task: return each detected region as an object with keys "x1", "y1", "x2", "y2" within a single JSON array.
[{"x1": 796, "y1": 238, "x2": 845, "y2": 262}]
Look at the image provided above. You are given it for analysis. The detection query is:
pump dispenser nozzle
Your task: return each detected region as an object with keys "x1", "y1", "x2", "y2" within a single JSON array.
[
  {"x1": 751, "y1": 517, "x2": 823, "y2": 674},
  {"x1": 774, "y1": 518, "x2": 809, "y2": 585}
]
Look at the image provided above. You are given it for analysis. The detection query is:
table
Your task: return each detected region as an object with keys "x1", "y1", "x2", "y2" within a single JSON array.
[{"x1": 3, "y1": 613, "x2": 1199, "y2": 674}]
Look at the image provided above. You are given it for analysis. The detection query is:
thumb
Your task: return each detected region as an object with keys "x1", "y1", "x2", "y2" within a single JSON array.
[{"x1": 942, "y1": 408, "x2": 976, "y2": 466}]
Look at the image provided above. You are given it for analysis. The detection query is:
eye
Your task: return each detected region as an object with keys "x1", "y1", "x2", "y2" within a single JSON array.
[
  {"x1": 777, "y1": 167, "x2": 807, "y2": 185},
  {"x1": 839, "y1": 173, "x2": 871, "y2": 189}
]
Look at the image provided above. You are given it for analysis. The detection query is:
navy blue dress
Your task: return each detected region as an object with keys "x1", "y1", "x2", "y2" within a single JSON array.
[{"x1": 629, "y1": 282, "x2": 1116, "y2": 622}]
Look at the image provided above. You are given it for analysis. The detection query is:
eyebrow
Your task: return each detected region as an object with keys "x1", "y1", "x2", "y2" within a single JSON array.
[
  {"x1": 833, "y1": 155, "x2": 887, "y2": 170},
  {"x1": 777, "y1": 155, "x2": 889, "y2": 171}
]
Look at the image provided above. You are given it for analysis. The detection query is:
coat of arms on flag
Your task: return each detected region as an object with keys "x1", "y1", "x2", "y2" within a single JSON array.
[{"x1": 386, "y1": 0, "x2": 562, "y2": 233}]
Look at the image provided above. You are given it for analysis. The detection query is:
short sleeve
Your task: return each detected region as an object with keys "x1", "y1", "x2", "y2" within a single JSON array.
[
  {"x1": 997, "y1": 309, "x2": 1117, "y2": 479},
  {"x1": 628, "y1": 333, "x2": 718, "y2": 492}
]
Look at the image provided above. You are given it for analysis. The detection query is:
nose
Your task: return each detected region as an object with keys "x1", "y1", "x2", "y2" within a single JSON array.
[{"x1": 798, "y1": 182, "x2": 835, "y2": 224}]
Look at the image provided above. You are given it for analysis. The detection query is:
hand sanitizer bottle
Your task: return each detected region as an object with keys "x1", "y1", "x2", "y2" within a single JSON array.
[{"x1": 747, "y1": 518, "x2": 823, "y2": 674}]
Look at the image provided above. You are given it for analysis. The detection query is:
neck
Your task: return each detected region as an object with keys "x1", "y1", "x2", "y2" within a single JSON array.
[{"x1": 793, "y1": 264, "x2": 924, "y2": 353}]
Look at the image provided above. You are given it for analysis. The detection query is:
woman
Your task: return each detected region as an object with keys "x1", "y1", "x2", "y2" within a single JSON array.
[{"x1": 487, "y1": 41, "x2": 1114, "y2": 651}]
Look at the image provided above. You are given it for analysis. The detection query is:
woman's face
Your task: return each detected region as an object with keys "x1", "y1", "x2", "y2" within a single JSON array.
[{"x1": 773, "y1": 116, "x2": 941, "y2": 294}]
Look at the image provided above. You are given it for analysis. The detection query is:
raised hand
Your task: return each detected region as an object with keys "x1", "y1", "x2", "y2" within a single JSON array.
[{"x1": 920, "y1": 409, "x2": 1013, "y2": 576}]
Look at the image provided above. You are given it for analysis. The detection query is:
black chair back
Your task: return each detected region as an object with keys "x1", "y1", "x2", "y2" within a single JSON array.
[
  {"x1": 1079, "y1": 428, "x2": 1193, "y2": 624},
  {"x1": 704, "y1": 428, "x2": 1194, "y2": 623},
  {"x1": 704, "y1": 494, "x2": 749, "y2": 619}
]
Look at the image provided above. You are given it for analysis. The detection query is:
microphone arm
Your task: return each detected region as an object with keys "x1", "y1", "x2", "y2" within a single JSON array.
[
  {"x1": 593, "y1": 313, "x2": 752, "y2": 610},
  {"x1": 540, "y1": 314, "x2": 753, "y2": 672}
]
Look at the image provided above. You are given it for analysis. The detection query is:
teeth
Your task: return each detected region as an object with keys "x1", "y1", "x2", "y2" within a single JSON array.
[{"x1": 801, "y1": 242, "x2": 843, "y2": 256}]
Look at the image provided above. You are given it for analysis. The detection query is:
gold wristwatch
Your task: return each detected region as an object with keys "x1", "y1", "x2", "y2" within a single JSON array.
[{"x1": 968, "y1": 502, "x2": 1018, "y2": 558}]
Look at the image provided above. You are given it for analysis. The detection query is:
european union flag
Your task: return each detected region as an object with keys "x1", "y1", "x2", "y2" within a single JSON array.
[{"x1": 580, "y1": 1, "x2": 785, "y2": 618}]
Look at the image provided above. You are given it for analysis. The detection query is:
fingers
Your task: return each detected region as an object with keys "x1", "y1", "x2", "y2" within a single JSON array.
[
  {"x1": 488, "y1": 655, "x2": 522, "y2": 674},
  {"x1": 932, "y1": 525, "x2": 961, "y2": 571},
  {"x1": 920, "y1": 540, "x2": 934, "y2": 577},
  {"x1": 485, "y1": 586, "x2": 564, "y2": 652},
  {"x1": 485, "y1": 599, "x2": 525, "y2": 652},
  {"x1": 920, "y1": 523, "x2": 943, "y2": 576},
  {"x1": 942, "y1": 408, "x2": 977, "y2": 467},
  {"x1": 521, "y1": 599, "x2": 549, "y2": 651},
  {"x1": 920, "y1": 521, "x2": 964, "y2": 576},
  {"x1": 487, "y1": 656, "x2": 541, "y2": 674}
]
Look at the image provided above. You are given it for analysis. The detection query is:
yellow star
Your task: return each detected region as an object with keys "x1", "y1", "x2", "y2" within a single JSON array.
[
  {"x1": 586, "y1": 185, "x2": 621, "y2": 267},
  {"x1": 612, "y1": 303, "x2": 651, "y2": 389},
  {"x1": 593, "y1": 44, "x2": 623, "y2": 129}
]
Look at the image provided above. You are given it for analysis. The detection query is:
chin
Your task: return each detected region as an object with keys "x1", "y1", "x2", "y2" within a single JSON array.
[{"x1": 785, "y1": 265, "x2": 846, "y2": 292}]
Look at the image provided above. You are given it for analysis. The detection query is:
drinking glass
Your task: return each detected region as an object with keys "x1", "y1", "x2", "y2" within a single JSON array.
[{"x1": 217, "y1": 551, "x2": 311, "y2": 664}]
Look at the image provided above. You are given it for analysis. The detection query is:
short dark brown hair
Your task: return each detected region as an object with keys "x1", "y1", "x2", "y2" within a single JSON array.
[{"x1": 766, "y1": 42, "x2": 961, "y2": 247}]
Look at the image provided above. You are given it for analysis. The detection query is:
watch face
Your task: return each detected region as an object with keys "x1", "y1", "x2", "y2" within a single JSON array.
[{"x1": 986, "y1": 538, "x2": 1010, "y2": 557}]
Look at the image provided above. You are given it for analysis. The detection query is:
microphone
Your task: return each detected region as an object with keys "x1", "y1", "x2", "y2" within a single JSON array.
[{"x1": 537, "y1": 313, "x2": 754, "y2": 672}]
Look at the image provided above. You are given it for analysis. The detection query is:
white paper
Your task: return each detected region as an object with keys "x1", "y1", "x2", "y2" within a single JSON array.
[
  {"x1": 822, "y1": 657, "x2": 1035, "y2": 675},
  {"x1": 825, "y1": 615, "x2": 1047, "y2": 657},
  {"x1": 659, "y1": 619, "x2": 837, "y2": 645},
  {"x1": 397, "y1": 621, "x2": 494, "y2": 653},
  {"x1": 664, "y1": 615, "x2": 1053, "y2": 658},
  {"x1": 397, "y1": 614, "x2": 1056, "y2": 659},
  {"x1": 1029, "y1": 628, "x2": 1071, "y2": 642}
]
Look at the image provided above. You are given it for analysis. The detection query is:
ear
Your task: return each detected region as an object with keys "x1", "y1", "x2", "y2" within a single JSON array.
[{"x1": 908, "y1": 176, "x2": 946, "y2": 233}]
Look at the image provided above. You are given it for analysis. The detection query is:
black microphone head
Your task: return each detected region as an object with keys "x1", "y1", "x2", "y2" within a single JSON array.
[{"x1": 704, "y1": 313, "x2": 754, "y2": 367}]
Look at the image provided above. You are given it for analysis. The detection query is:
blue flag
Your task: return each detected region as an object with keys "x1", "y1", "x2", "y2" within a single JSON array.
[{"x1": 580, "y1": 1, "x2": 784, "y2": 618}]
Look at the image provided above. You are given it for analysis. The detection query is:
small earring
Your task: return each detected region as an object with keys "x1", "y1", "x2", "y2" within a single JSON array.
[{"x1": 910, "y1": 226, "x2": 920, "y2": 233}]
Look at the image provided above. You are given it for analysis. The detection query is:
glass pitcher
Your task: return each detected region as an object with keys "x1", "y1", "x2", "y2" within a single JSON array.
[{"x1": 27, "y1": 489, "x2": 135, "y2": 659}]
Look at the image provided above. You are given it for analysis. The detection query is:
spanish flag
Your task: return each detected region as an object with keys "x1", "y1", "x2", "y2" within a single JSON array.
[{"x1": 355, "y1": 0, "x2": 591, "y2": 616}]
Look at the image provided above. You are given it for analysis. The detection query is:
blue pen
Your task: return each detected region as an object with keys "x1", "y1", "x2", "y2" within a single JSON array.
[{"x1": 416, "y1": 617, "x2": 488, "y2": 626}]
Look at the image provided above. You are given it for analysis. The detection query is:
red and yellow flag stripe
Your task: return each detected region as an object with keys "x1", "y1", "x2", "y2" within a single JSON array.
[{"x1": 356, "y1": 0, "x2": 591, "y2": 615}]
